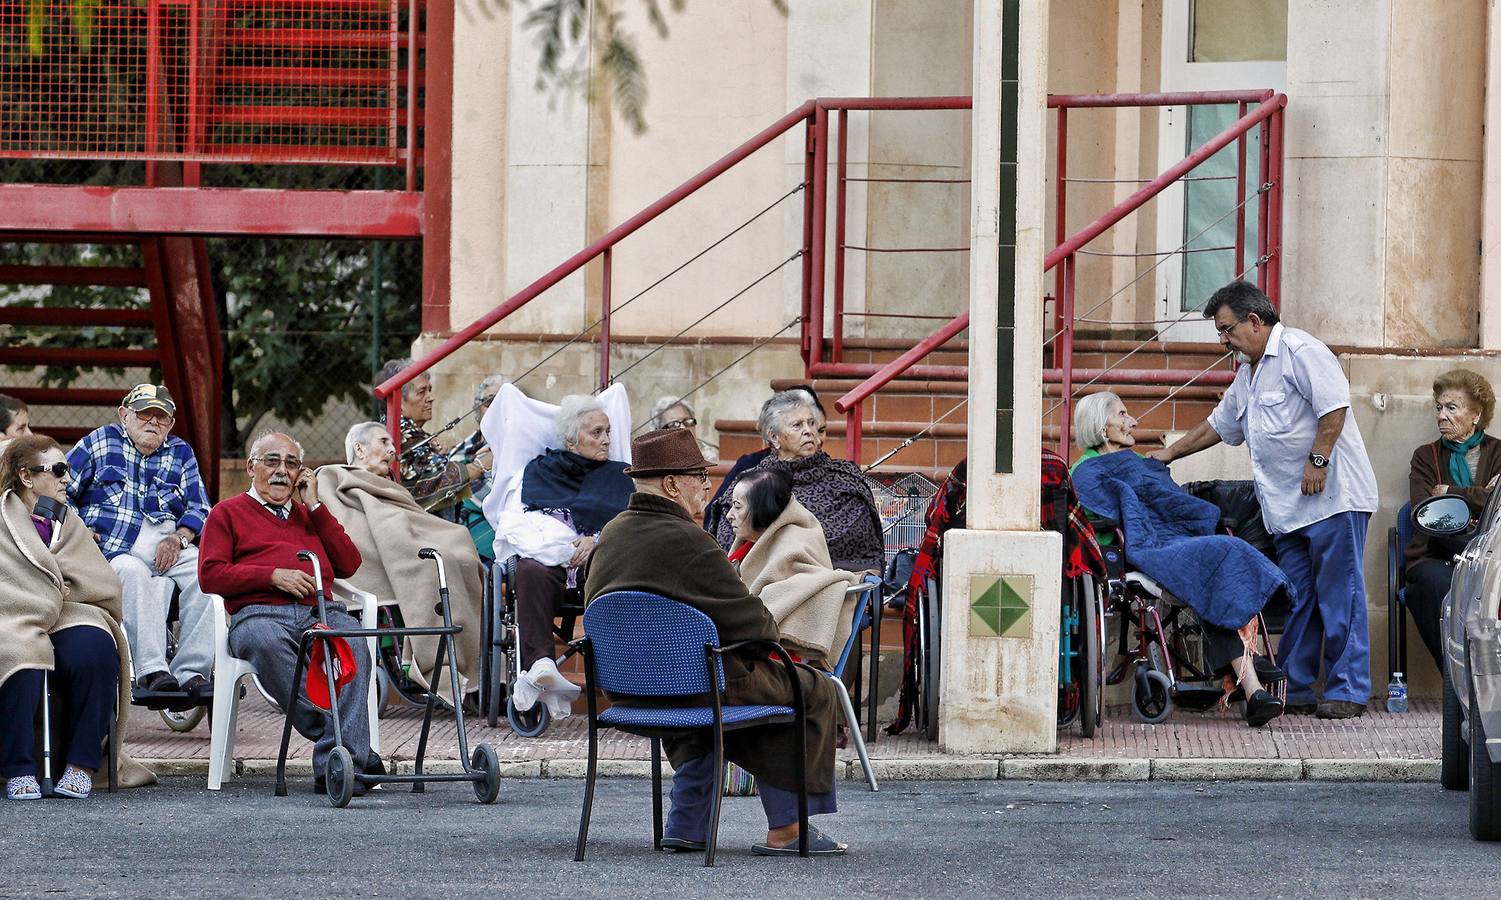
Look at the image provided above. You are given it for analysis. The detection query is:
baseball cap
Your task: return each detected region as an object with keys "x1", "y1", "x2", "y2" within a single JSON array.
[
  {"x1": 122, "y1": 384, "x2": 176, "y2": 417},
  {"x1": 305, "y1": 624, "x2": 358, "y2": 711}
]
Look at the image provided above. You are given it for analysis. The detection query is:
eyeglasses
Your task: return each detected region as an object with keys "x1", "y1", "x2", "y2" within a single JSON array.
[
  {"x1": 252, "y1": 455, "x2": 303, "y2": 472},
  {"x1": 130, "y1": 408, "x2": 175, "y2": 424},
  {"x1": 1214, "y1": 319, "x2": 1244, "y2": 337},
  {"x1": 675, "y1": 470, "x2": 711, "y2": 486},
  {"x1": 663, "y1": 417, "x2": 697, "y2": 430},
  {"x1": 26, "y1": 461, "x2": 70, "y2": 479}
]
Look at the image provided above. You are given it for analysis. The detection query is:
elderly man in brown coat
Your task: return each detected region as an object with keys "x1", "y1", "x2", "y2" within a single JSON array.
[{"x1": 585, "y1": 427, "x2": 846, "y2": 856}]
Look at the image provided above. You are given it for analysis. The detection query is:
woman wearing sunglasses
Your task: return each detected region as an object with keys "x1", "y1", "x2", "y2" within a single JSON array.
[{"x1": 0, "y1": 435, "x2": 145, "y2": 800}]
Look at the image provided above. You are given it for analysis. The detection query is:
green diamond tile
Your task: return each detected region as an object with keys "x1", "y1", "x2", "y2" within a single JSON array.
[{"x1": 969, "y1": 575, "x2": 1033, "y2": 638}]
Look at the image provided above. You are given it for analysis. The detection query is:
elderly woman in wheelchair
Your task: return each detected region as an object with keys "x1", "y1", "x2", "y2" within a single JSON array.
[
  {"x1": 1071, "y1": 392, "x2": 1286, "y2": 727},
  {"x1": 481, "y1": 386, "x2": 634, "y2": 728}
]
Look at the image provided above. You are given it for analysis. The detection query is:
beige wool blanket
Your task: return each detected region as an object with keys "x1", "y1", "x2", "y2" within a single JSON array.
[
  {"x1": 733, "y1": 497, "x2": 862, "y2": 668},
  {"x1": 0, "y1": 491, "x2": 155, "y2": 788},
  {"x1": 316, "y1": 466, "x2": 483, "y2": 697}
]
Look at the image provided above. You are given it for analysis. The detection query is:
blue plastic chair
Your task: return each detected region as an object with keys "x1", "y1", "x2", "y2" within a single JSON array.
[
  {"x1": 1387, "y1": 500, "x2": 1414, "y2": 684},
  {"x1": 830, "y1": 576, "x2": 882, "y2": 791},
  {"x1": 574, "y1": 591, "x2": 810, "y2": 866}
]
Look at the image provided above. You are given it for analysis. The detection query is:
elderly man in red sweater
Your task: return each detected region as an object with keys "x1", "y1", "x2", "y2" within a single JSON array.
[{"x1": 199, "y1": 431, "x2": 380, "y2": 792}]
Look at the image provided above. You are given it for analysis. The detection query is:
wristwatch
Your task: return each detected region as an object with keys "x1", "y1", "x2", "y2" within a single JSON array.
[
  {"x1": 177, "y1": 533, "x2": 192, "y2": 549},
  {"x1": 1308, "y1": 453, "x2": 1329, "y2": 469}
]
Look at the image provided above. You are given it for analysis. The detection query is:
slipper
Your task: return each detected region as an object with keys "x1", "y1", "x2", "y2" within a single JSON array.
[
  {"x1": 658, "y1": 836, "x2": 707, "y2": 853},
  {"x1": 6, "y1": 776, "x2": 42, "y2": 801},
  {"x1": 54, "y1": 766, "x2": 92, "y2": 799},
  {"x1": 752, "y1": 825, "x2": 847, "y2": 857}
]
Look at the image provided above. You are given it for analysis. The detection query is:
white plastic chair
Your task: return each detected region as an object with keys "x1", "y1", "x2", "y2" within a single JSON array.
[{"x1": 207, "y1": 581, "x2": 383, "y2": 791}]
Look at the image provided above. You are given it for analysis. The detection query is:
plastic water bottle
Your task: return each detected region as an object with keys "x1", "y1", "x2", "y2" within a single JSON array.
[{"x1": 1386, "y1": 672, "x2": 1408, "y2": 714}]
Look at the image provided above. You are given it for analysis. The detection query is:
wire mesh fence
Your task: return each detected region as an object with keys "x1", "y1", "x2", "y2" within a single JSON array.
[{"x1": 0, "y1": 0, "x2": 423, "y2": 165}]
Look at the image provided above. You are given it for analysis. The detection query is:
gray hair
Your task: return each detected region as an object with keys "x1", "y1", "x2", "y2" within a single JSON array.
[
  {"x1": 557, "y1": 394, "x2": 607, "y2": 448},
  {"x1": 1071, "y1": 391, "x2": 1123, "y2": 452},
  {"x1": 1202, "y1": 280, "x2": 1280, "y2": 327},
  {"x1": 344, "y1": 421, "x2": 388, "y2": 465},
  {"x1": 474, "y1": 374, "x2": 506, "y2": 406},
  {"x1": 650, "y1": 395, "x2": 694, "y2": 427},
  {"x1": 377, "y1": 358, "x2": 428, "y2": 401},
  {"x1": 757, "y1": 389, "x2": 820, "y2": 443},
  {"x1": 249, "y1": 431, "x2": 305, "y2": 460}
]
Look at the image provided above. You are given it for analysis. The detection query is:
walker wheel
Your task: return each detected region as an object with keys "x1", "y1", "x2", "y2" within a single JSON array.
[
  {"x1": 326, "y1": 747, "x2": 355, "y2": 808},
  {"x1": 1131, "y1": 666, "x2": 1173, "y2": 725},
  {"x1": 472, "y1": 743, "x2": 501, "y2": 804},
  {"x1": 506, "y1": 696, "x2": 550, "y2": 738}
]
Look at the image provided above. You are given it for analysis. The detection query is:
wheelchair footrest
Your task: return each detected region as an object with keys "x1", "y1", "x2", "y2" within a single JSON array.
[
  {"x1": 131, "y1": 688, "x2": 211, "y2": 711},
  {"x1": 1170, "y1": 681, "x2": 1225, "y2": 711}
]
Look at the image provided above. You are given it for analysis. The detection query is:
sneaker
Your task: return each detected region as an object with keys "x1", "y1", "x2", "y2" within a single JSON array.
[
  {"x1": 5, "y1": 776, "x2": 42, "y2": 801},
  {"x1": 53, "y1": 766, "x2": 92, "y2": 799}
]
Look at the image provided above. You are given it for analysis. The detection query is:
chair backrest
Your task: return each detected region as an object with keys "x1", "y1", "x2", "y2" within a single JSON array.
[
  {"x1": 1396, "y1": 500, "x2": 1414, "y2": 553},
  {"x1": 832, "y1": 577, "x2": 881, "y2": 679},
  {"x1": 583, "y1": 591, "x2": 723, "y2": 697}
]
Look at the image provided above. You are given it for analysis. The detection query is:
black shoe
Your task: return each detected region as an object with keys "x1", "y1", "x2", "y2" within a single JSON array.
[
  {"x1": 136, "y1": 670, "x2": 180, "y2": 693},
  {"x1": 659, "y1": 836, "x2": 708, "y2": 853},
  {"x1": 181, "y1": 675, "x2": 212, "y2": 698},
  {"x1": 1244, "y1": 689, "x2": 1284, "y2": 727},
  {"x1": 1284, "y1": 700, "x2": 1317, "y2": 716},
  {"x1": 1316, "y1": 700, "x2": 1367, "y2": 719},
  {"x1": 1253, "y1": 655, "x2": 1285, "y2": 684}
]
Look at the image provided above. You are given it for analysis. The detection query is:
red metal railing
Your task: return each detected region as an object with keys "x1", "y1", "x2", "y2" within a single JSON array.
[
  {"x1": 835, "y1": 90, "x2": 1287, "y2": 462},
  {"x1": 374, "y1": 97, "x2": 970, "y2": 459},
  {"x1": 0, "y1": 0, "x2": 424, "y2": 181}
]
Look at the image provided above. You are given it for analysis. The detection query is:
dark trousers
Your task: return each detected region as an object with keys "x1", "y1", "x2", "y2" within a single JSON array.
[
  {"x1": 1198, "y1": 620, "x2": 1246, "y2": 676},
  {"x1": 514, "y1": 558, "x2": 571, "y2": 668},
  {"x1": 1404, "y1": 558, "x2": 1453, "y2": 672},
  {"x1": 665, "y1": 753, "x2": 837, "y2": 839},
  {"x1": 0, "y1": 626, "x2": 119, "y2": 778}
]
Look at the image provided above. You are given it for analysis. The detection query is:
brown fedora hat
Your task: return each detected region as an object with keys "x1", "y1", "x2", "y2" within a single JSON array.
[{"x1": 623, "y1": 427, "x2": 712, "y2": 477}]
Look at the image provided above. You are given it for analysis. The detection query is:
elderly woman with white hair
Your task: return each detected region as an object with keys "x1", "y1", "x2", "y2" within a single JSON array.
[
  {"x1": 1071, "y1": 391, "x2": 1139, "y2": 468},
  {"x1": 313, "y1": 422, "x2": 485, "y2": 703},
  {"x1": 706, "y1": 388, "x2": 883, "y2": 573},
  {"x1": 497, "y1": 395, "x2": 633, "y2": 697}
]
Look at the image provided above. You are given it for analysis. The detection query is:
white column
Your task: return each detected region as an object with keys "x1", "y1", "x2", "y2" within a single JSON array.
[{"x1": 939, "y1": 0, "x2": 1061, "y2": 755}]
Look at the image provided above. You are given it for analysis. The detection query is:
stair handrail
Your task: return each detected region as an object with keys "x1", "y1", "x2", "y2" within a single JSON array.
[
  {"x1": 372, "y1": 99, "x2": 819, "y2": 436},
  {"x1": 833, "y1": 91, "x2": 1287, "y2": 419}
]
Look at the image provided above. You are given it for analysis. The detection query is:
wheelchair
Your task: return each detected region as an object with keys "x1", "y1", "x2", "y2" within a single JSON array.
[
  {"x1": 479, "y1": 555, "x2": 584, "y2": 737},
  {"x1": 131, "y1": 591, "x2": 210, "y2": 733},
  {"x1": 1057, "y1": 571, "x2": 1105, "y2": 737},
  {"x1": 1097, "y1": 529, "x2": 1285, "y2": 725}
]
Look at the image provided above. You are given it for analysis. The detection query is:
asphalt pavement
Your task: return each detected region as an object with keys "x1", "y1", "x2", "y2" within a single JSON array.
[{"x1": 1, "y1": 777, "x2": 1496, "y2": 898}]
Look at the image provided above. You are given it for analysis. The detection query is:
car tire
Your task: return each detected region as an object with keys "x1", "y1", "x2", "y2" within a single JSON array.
[
  {"x1": 1468, "y1": 652, "x2": 1501, "y2": 840},
  {"x1": 1442, "y1": 670, "x2": 1469, "y2": 790}
]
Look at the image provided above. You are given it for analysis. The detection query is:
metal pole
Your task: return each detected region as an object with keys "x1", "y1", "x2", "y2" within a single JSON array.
[
  {"x1": 1058, "y1": 255, "x2": 1076, "y2": 459},
  {"x1": 846, "y1": 403, "x2": 862, "y2": 465},
  {"x1": 1268, "y1": 107, "x2": 1284, "y2": 308},
  {"x1": 406, "y1": 0, "x2": 420, "y2": 191},
  {"x1": 801, "y1": 115, "x2": 816, "y2": 368},
  {"x1": 371, "y1": 239, "x2": 385, "y2": 418},
  {"x1": 146, "y1": 0, "x2": 161, "y2": 156},
  {"x1": 600, "y1": 247, "x2": 612, "y2": 390},
  {"x1": 1054, "y1": 108, "x2": 1067, "y2": 341},
  {"x1": 1234, "y1": 100, "x2": 1247, "y2": 278},
  {"x1": 808, "y1": 104, "x2": 830, "y2": 370},
  {"x1": 1257, "y1": 108, "x2": 1271, "y2": 293},
  {"x1": 387, "y1": 394, "x2": 403, "y2": 481},
  {"x1": 832, "y1": 109, "x2": 849, "y2": 364}
]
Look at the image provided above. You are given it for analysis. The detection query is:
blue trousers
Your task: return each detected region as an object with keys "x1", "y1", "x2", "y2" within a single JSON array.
[
  {"x1": 665, "y1": 753, "x2": 837, "y2": 840},
  {"x1": 0, "y1": 626, "x2": 119, "y2": 778},
  {"x1": 1272, "y1": 510, "x2": 1372, "y2": 705}
]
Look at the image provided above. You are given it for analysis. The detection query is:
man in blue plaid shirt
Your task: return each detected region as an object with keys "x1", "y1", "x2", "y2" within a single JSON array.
[{"x1": 67, "y1": 384, "x2": 217, "y2": 701}]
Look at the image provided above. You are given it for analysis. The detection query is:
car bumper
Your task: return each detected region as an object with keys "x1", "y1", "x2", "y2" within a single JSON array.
[{"x1": 1471, "y1": 618, "x2": 1501, "y2": 765}]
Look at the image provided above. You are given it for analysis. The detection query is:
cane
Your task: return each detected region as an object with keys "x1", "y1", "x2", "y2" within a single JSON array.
[{"x1": 39, "y1": 670, "x2": 53, "y2": 797}]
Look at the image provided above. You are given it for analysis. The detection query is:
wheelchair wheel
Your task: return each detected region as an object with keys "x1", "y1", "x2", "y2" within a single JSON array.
[
  {"x1": 506, "y1": 696, "x2": 550, "y2": 737},
  {"x1": 373, "y1": 667, "x2": 392, "y2": 718},
  {"x1": 160, "y1": 706, "x2": 205, "y2": 733},
  {"x1": 919, "y1": 582, "x2": 941, "y2": 738},
  {"x1": 326, "y1": 747, "x2": 354, "y2": 809},
  {"x1": 1079, "y1": 579, "x2": 1103, "y2": 738},
  {"x1": 472, "y1": 743, "x2": 501, "y2": 804},
  {"x1": 1131, "y1": 665, "x2": 1173, "y2": 724}
]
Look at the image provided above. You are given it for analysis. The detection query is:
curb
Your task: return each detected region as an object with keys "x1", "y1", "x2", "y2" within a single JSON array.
[{"x1": 143, "y1": 755, "x2": 1442, "y2": 783}]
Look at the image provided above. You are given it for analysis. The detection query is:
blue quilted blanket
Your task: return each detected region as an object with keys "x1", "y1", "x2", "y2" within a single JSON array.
[{"x1": 1070, "y1": 451, "x2": 1289, "y2": 629}]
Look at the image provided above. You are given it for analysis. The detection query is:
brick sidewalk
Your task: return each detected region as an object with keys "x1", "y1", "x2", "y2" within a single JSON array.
[{"x1": 124, "y1": 693, "x2": 1440, "y2": 770}]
